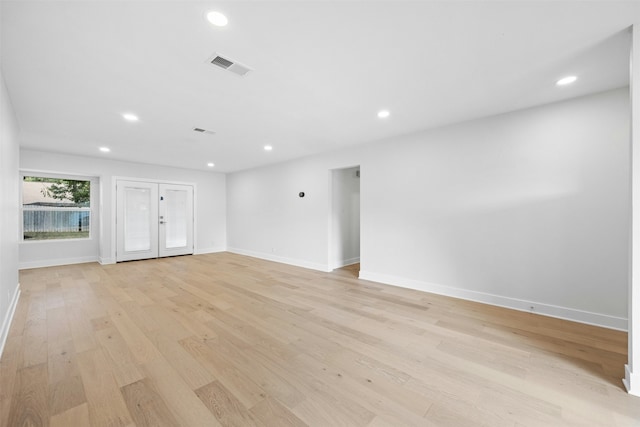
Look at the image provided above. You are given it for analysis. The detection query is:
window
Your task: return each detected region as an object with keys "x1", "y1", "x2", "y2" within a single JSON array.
[{"x1": 22, "y1": 175, "x2": 91, "y2": 241}]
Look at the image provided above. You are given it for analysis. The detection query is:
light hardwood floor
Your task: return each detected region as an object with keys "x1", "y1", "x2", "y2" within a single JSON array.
[{"x1": 1, "y1": 252, "x2": 639, "y2": 426}]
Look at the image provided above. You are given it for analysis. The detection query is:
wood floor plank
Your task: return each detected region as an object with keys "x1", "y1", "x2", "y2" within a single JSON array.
[
  {"x1": 6, "y1": 363, "x2": 49, "y2": 427},
  {"x1": 94, "y1": 326, "x2": 144, "y2": 387},
  {"x1": 195, "y1": 380, "x2": 260, "y2": 427},
  {"x1": 2, "y1": 254, "x2": 639, "y2": 427},
  {"x1": 45, "y1": 308, "x2": 72, "y2": 355},
  {"x1": 50, "y1": 403, "x2": 90, "y2": 427},
  {"x1": 7, "y1": 291, "x2": 29, "y2": 339},
  {"x1": 148, "y1": 329, "x2": 215, "y2": 390},
  {"x1": 139, "y1": 356, "x2": 222, "y2": 427},
  {"x1": 118, "y1": 300, "x2": 158, "y2": 334},
  {"x1": 120, "y1": 379, "x2": 181, "y2": 427},
  {"x1": 424, "y1": 403, "x2": 485, "y2": 427},
  {"x1": 292, "y1": 395, "x2": 365, "y2": 427},
  {"x1": 20, "y1": 298, "x2": 48, "y2": 368},
  {"x1": 213, "y1": 331, "x2": 305, "y2": 408},
  {"x1": 164, "y1": 307, "x2": 219, "y2": 341},
  {"x1": 249, "y1": 396, "x2": 307, "y2": 427},
  {"x1": 143, "y1": 304, "x2": 193, "y2": 341},
  {"x1": 108, "y1": 307, "x2": 162, "y2": 364},
  {"x1": 76, "y1": 348, "x2": 134, "y2": 427},
  {"x1": 65, "y1": 305, "x2": 98, "y2": 353},
  {"x1": 290, "y1": 352, "x2": 429, "y2": 426},
  {"x1": 123, "y1": 287, "x2": 155, "y2": 306},
  {"x1": 179, "y1": 335, "x2": 268, "y2": 408},
  {"x1": 0, "y1": 335, "x2": 23, "y2": 427},
  {"x1": 47, "y1": 339, "x2": 86, "y2": 416}
]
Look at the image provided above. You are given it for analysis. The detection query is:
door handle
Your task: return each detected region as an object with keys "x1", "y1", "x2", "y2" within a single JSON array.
[{"x1": 160, "y1": 221, "x2": 167, "y2": 224}]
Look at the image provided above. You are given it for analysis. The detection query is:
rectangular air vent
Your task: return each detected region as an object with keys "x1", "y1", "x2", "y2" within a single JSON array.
[
  {"x1": 193, "y1": 127, "x2": 215, "y2": 135},
  {"x1": 208, "y1": 53, "x2": 252, "y2": 77},
  {"x1": 211, "y1": 55, "x2": 233, "y2": 69}
]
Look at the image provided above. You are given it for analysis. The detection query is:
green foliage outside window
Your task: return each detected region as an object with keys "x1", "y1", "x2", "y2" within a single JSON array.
[{"x1": 23, "y1": 176, "x2": 90, "y2": 206}]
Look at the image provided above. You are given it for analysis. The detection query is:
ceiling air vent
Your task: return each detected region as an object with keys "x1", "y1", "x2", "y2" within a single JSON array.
[
  {"x1": 211, "y1": 55, "x2": 233, "y2": 69},
  {"x1": 208, "y1": 53, "x2": 252, "y2": 77},
  {"x1": 193, "y1": 127, "x2": 215, "y2": 135}
]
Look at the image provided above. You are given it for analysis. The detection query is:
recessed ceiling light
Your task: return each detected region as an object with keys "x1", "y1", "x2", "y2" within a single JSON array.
[
  {"x1": 207, "y1": 11, "x2": 228, "y2": 27},
  {"x1": 99, "y1": 147, "x2": 110, "y2": 153},
  {"x1": 122, "y1": 113, "x2": 139, "y2": 122},
  {"x1": 556, "y1": 76, "x2": 577, "y2": 86},
  {"x1": 377, "y1": 110, "x2": 390, "y2": 118},
  {"x1": 264, "y1": 145, "x2": 273, "y2": 151},
  {"x1": 207, "y1": 162, "x2": 215, "y2": 167}
]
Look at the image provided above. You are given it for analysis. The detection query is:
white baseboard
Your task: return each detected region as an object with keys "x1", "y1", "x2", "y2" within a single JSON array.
[
  {"x1": 194, "y1": 246, "x2": 227, "y2": 255},
  {"x1": 19, "y1": 256, "x2": 98, "y2": 270},
  {"x1": 331, "y1": 257, "x2": 360, "y2": 270},
  {"x1": 227, "y1": 247, "x2": 331, "y2": 272},
  {"x1": 0, "y1": 283, "x2": 20, "y2": 359},
  {"x1": 624, "y1": 365, "x2": 640, "y2": 397},
  {"x1": 358, "y1": 270, "x2": 627, "y2": 331}
]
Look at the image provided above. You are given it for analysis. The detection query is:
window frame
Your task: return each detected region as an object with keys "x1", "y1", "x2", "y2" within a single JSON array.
[{"x1": 20, "y1": 171, "x2": 97, "y2": 243}]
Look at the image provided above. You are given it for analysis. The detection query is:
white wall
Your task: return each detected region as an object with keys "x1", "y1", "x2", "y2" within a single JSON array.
[
  {"x1": 330, "y1": 166, "x2": 360, "y2": 269},
  {"x1": 0, "y1": 62, "x2": 21, "y2": 355},
  {"x1": 227, "y1": 151, "x2": 361, "y2": 271},
  {"x1": 20, "y1": 150, "x2": 227, "y2": 267},
  {"x1": 227, "y1": 88, "x2": 630, "y2": 329}
]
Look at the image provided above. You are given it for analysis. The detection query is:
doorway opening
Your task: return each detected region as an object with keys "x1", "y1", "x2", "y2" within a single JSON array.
[{"x1": 329, "y1": 166, "x2": 360, "y2": 272}]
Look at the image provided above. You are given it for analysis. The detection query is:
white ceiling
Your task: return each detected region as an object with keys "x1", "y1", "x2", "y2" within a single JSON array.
[{"x1": 1, "y1": 1, "x2": 637, "y2": 173}]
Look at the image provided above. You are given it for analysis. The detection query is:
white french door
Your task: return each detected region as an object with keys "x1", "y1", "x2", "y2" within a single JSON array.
[
  {"x1": 158, "y1": 183, "x2": 194, "y2": 258},
  {"x1": 116, "y1": 180, "x2": 193, "y2": 262}
]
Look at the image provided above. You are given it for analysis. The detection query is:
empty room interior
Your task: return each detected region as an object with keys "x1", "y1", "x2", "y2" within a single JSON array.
[{"x1": 2, "y1": 1, "x2": 640, "y2": 426}]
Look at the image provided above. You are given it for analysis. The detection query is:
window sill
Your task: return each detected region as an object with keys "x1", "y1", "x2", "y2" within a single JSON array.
[{"x1": 21, "y1": 237, "x2": 94, "y2": 244}]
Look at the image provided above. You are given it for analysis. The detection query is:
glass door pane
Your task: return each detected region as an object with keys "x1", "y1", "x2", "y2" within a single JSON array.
[
  {"x1": 124, "y1": 187, "x2": 152, "y2": 251},
  {"x1": 163, "y1": 189, "x2": 188, "y2": 248}
]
